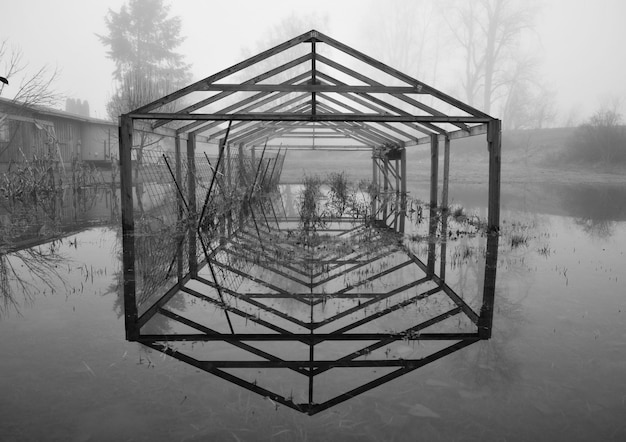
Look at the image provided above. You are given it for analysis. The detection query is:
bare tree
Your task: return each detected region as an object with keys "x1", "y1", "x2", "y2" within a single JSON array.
[
  {"x1": 446, "y1": 0, "x2": 538, "y2": 114},
  {"x1": 0, "y1": 40, "x2": 64, "y2": 164},
  {"x1": 499, "y1": 55, "x2": 556, "y2": 129},
  {"x1": 361, "y1": 0, "x2": 444, "y2": 85},
  {"x1": 0, "y1": 39, "x2": 61, "y2": 108}
]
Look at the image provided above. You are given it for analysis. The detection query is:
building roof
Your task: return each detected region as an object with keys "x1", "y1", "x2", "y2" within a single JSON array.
[{"x1": 0, "y1": 96, "x2": 115, "y2": 127}]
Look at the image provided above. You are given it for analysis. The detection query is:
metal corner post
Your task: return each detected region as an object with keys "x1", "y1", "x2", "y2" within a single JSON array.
[
  {"x1": 399, "y1": 147, "x2": 407, "y2": 234},
  {"x1": 487, "y1": 119, "x2": 501, "y2": 232},
  {"x1": 480, "y1": 118, "x2": 502, "y2": 338},
  {"x1": 187, "y1": 133, "x2": 198, "y2": 277},
  {"x1": 427, "y1": 134, "x2": 439, "y2": 275},
  {"x1": 119, "y1": 114, "x2": 139, "y2": 340}
]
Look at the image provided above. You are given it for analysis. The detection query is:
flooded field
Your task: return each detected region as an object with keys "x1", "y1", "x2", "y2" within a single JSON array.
[{"x1": 1, "y1": 181, "x2": 625, "y2": 441}]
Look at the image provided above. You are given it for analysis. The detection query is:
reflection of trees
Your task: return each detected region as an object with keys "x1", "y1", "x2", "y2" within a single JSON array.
[
  {"x1": 1, "y1": 187, "x2": 114, "y2": 242},
  {"x1": 558, "y1": 183, "x2": 626, "y2": 221},
  {"x1": 557, "y1": 183, "x2": 626, "y2": 239},
  {"x1": 574, "y1": 217, "x2": 615, "y2": 239},
  {"x1": 0, "y1": 243, "x2": 66, "y2": 316},
  {"x1": 0, "y1": 187, "x2": 115, "y2": 316}
]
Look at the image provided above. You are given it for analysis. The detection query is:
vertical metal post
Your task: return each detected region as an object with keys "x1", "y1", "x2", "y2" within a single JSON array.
[
  {"x1": 479, "y1": 233, "x2": 499, "y2": 338},
  {"x1": 187, "y1": 133, "x2": 198, "y2": 277},
  {"x1": 226, "y1": 142, "x2": 232, "y2": 190},
  {"x1": 399, "y1": 147, "x2": 407, "y2": 234},
  {"x1": 429, "y1": 135, "x2": 439, "y2": 211},
  {"x1": 371, "y1": 150, "x2": 378, "y2": 220},
  {"x1": 119, "y1": 115, "x2": 138, "y2": 341},
  {"x1": 238, "y1": 143, "x2": 245, "y2": 231},
  {"x1": 487, "y1": 119, "x2": 502, "y2": 232},
  {"x1": 175, "y1": 135, "x2": 184, "y2": 282},
  {"x1": 218, "y1": 141, "x2": 227, "y2": 244},
  {"x1": 226, "y1": 144, "x2": 232, "y2": 237},
  {"x1": 394, "y1": 158, "x2": 400, "y2": 195},
  {"x1": 427, "y1": 134, "x2": 439, "y2": 275},
  {"x1": 440, "y1": 136, "x2": 450, "y2": 279},
  {"x1": 441, "y1": 136, "x2": 450, "y2": 213},
  {"x1": 381, "y1": 155, "x2": 389, "y2": 225},
  {"x1": 311, "y1": 40, "x2": 317, "y2": 116},
  {"x1": 479, "y1": 119, "x2": 501, "y2": 339},
  {"x1": 237, "y1": 142, "x2": 245, "y2": 185}
]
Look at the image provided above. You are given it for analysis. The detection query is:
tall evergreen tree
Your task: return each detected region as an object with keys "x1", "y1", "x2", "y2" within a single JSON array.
[{"x1": 98, "y1": 0, "x2": 191, "y2": 119}]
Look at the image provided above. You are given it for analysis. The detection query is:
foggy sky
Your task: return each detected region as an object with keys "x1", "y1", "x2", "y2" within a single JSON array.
[{"x1": 1, "y1": 0, "x2": 625, "y2": 124}]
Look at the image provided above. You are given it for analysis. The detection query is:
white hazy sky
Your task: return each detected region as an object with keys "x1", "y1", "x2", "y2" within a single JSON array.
[{"x1": 1, "y1": 0, "x2": 625, "y2": 124}]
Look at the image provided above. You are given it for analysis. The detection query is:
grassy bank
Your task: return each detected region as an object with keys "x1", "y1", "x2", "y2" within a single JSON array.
[{"x1": 280, "y1": 127, "x2": 626, "y2": 187}]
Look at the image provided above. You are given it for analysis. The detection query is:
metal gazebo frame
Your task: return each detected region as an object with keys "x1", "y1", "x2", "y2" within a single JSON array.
[{"x1": 119, "y1": 30, "x2": 501, "y2": 414}]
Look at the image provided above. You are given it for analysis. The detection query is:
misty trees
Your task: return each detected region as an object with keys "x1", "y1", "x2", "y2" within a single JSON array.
[
  {"x1": 99, "y1": 0, "x2": 192, "y2": 210},
  {"x1": 356, "y1": 0, "x2": 553, "y2": 128},
  {"x1": 362, "y1": 0, "x2": 444, "y2": 86},
  {"x1": 448, "y1": 0, "x2": 539, "y2": 115},
  {"x1": 501, "y1": 62, "x2": 557, "y2": 130},
  {"x1": 445, "y1": 0, "x2": 558, "y2": 129},
  {"x1": 98, "y1": 0, "x2": 192, "y2": 118},
  {"x1": 567, "y1": 101, "x2": 626, "y2": 166}
]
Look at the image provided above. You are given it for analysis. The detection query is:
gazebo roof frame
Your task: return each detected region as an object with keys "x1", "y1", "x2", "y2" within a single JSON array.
[{"x1": 124, "y1": 29, "x2": 497, "y2": 149}]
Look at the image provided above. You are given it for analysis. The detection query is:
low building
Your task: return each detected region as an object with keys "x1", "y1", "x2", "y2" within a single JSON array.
[{"x1": 0, "y1": 97, "x2": 118, "y2": 167}]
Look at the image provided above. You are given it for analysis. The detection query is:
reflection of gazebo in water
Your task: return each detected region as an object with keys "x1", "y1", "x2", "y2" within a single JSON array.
[{"x1": 119, "y1": 30, "x2": 501, "y2": 415}]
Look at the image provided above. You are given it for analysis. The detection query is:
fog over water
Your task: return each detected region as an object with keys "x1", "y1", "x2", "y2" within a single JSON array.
[{"x1": 1, "y1": 0, "x2": 625, "y2": 121}]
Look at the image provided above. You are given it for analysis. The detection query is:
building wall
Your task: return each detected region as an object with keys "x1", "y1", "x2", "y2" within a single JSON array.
[
  {"x1": 1, "y1": 102, "x2": 118, "y2": 165},
  {"x1": 0, "y1": 119, "x2": 30, "y2": 162},
  {"x1": 47, "y1": 116, "x2": 82, "y2": 162},
  {"x1": 81, "y1": 123, "x2": 118, "y2": 163},
  {"x1": 0, "y1": 119, "x2": 56, "y2": 163}
]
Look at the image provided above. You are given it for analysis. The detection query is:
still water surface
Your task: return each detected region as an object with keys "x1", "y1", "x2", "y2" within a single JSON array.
[{"x1": 1, "y1": 184, "x2": 625, "y2": 441}]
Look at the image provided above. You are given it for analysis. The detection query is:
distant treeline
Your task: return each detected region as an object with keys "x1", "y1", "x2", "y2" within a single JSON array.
[
  {"x1": 448, "y1": 116, "x2": 626, "y2": 170},
  {"x1": 565, "y1": 108, "x2": 626, "y2": 166}
]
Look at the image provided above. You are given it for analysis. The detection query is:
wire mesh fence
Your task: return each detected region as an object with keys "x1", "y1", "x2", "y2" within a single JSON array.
[{"x1": 128, "y1": 145, "x2": 286, "y2": 312}]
